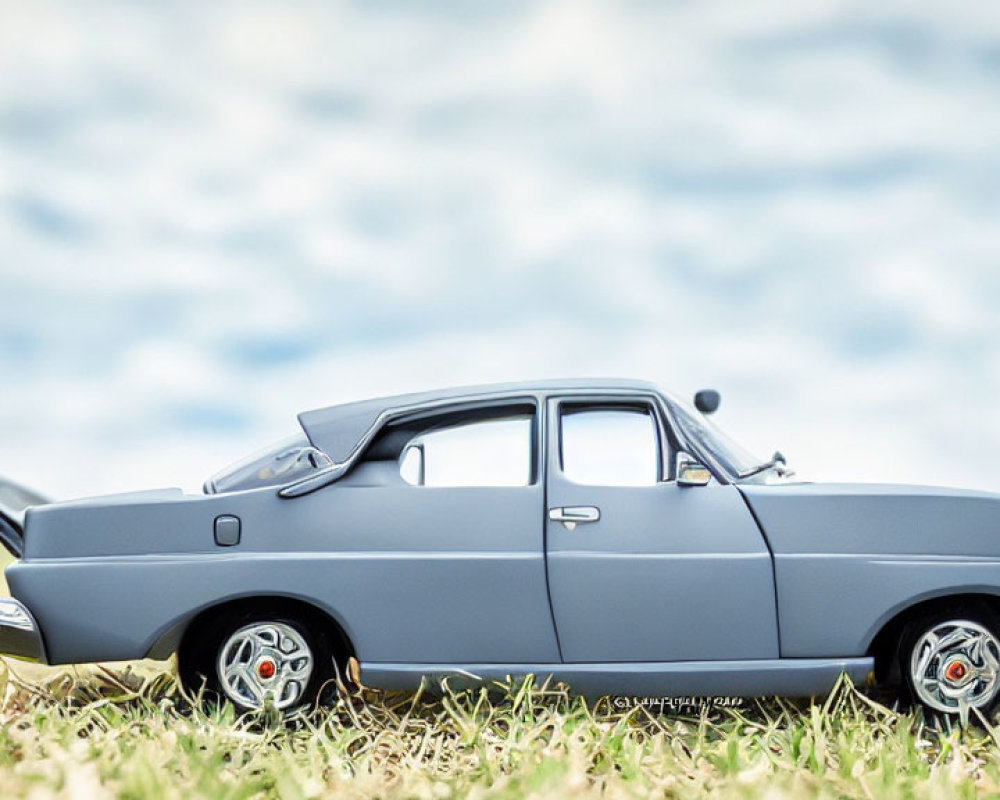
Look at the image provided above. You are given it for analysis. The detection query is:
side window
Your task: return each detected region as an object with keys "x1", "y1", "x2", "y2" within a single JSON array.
[
  {"x1": 560, "y1": 406, "x2": 660, "y2": 487},
  {"x1": 399, "y1": 415, "x2": 534, "y2": 487}
]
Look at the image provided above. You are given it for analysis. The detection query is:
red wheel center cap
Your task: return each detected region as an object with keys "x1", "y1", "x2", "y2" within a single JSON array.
[
  {"x1": 945, "y1": 660, "x2": 968, "y2": 682},
  {"x1": 257, "y1": 660, "x2": 277, "y2": 680}
]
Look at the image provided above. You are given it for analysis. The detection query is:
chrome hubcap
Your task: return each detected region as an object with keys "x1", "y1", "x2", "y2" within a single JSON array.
[
  {"x1": 910, "y1": 619, "x2": 1000, "y2": 713},
  {"x1": 217, "y1": 622, "x2": 313, "y2": 710}
]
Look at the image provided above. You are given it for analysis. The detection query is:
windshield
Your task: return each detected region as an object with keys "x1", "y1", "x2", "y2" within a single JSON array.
[
  {"x1": 205, "y1": 434, "x2": 333, "y2": 494},
  {"x1": 666, "y1": 399, "x2": 764, "y2": 479}
]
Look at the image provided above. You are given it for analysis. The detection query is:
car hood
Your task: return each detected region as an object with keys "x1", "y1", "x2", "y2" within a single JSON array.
[{"x1": 740, "y1": 482, "x2": 1000, "y2": 557}]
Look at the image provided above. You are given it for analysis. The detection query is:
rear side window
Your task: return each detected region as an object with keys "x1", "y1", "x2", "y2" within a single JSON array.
[
  {"x1": 395, "y1": 410, "x2": 536, "y2": 487},
  {"x1": 559, "y1": 406, "x2": 660, "y2": 486}
]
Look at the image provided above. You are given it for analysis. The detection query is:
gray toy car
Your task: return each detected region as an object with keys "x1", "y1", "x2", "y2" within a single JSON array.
[{"x1": 2, "y1": 379, "x2": 999, "y2": 717}]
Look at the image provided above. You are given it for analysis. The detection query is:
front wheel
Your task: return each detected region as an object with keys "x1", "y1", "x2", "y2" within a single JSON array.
[{"x1": 901, "y1": 612, "x2": 1000, "y2": 716}]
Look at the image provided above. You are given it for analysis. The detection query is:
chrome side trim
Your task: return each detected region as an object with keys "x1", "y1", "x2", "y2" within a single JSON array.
[{"x1": 0, "y1": 597, "x2": 47, "y2": 663}]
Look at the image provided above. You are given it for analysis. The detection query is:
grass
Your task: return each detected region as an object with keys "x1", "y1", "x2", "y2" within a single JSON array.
[
  {"x1": 3, "y1": 560, "x2": 1000, "y2": 798},
  {"x1": 3, "y1": 663, "x2": 1000, "y2": 799}
]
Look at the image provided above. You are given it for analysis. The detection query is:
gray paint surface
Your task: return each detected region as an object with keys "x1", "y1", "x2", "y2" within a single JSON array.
[
  {"x1": 545, "y1": 397, "x2": 778, "y2": 662},
  {"x1": 298, "y1": 378, "x2": 661, "y2": 463},
  {"x1": 741, "y1": 483, "x2": 1000, "y2": 657},
  {"x1": 12, "y1": 481, "x2": 561, "y2": 665},
  {"x1": 363, "y1": 657, "x2": 874, "y2": 697},
  {"x1": 5, "y1": 380, "x2": 1000, "y2": 700}
]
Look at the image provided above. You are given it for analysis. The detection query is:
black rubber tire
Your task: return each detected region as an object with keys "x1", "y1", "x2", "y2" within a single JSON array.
[
  {"x1": 177, "y1": 609, "x2": 338, "y2": 714},
  {"x1": 898, "y1": 605, "x2": 1000, "y2": 718}
]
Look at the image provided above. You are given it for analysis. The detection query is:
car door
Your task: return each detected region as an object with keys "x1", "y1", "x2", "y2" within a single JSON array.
[
  {"x1": 311, "y1": 398, "x2": 561, "y2": 666},
  {"x1": 544, "y1": 394, "x2": 779, "y2": 663}
]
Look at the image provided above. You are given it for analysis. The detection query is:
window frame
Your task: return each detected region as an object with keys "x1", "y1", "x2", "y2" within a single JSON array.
[
  {"x1": 547, "y1": 395, "x2": 674, "y2": 487},
  {"x1": 383, "y1": 397, "x2": 542, "y2": 488}
]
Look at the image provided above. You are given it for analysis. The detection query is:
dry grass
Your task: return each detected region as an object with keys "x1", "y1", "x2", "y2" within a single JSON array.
[
  {"x1": 2, "y1": 660, "x2": 1000, "y2": 799},
  {"x1": 4, "y1": 555, "x2": 1000, "y2": 797}
]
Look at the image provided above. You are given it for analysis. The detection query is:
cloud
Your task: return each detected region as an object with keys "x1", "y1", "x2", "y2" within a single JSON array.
[{"x1": 0, "y1": 0, "x2": 997, "y2": 498}]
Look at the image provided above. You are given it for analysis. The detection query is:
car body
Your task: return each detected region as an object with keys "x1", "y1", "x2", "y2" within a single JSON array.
[{"x1": 2, "y1": 378, "x2": 1000, "y2": 714}]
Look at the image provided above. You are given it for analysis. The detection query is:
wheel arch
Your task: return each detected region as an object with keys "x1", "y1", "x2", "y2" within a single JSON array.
[
  {"x1": 866, "y1": 590, "x2": 1000, "y2": 684},
  {"x1": 148, "y1": 593, "x2": 357, "y2": 667}
]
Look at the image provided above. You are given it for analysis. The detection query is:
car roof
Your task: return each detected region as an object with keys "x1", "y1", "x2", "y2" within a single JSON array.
[{"x1": 298, "y1": 378, "x2": 665, "y2": 464}]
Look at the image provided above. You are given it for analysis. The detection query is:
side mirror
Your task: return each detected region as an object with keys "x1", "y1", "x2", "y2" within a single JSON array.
[
  {"x1": 694, "y1": 390, "x2": 720, "y2": 415},
  {"x1": 676, "y1": 454, "x2": 712, "y2": 487}
]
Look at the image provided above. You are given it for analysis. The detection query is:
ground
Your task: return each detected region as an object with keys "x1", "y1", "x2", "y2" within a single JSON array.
[
  {"x1": 2, "y1": 660, "x2": 1000, "y2": 800},
  {"x1": 5, "y1": 560, "x2": 1000, "y2": 798}
]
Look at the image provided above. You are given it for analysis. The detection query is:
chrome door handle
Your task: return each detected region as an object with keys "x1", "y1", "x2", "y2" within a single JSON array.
[{"x1": 548, "y1": 506, "x2": 600, "y2": 530}]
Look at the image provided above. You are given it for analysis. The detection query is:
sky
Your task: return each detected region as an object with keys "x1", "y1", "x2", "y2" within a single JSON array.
[{"x1": 0, "y1": 0, "x2": 998, "y2": 499}]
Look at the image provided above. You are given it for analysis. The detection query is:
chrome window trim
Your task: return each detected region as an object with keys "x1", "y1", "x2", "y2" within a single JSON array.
[
  {"x1": 279, "y1": 386, "x2": 732, "y2": 498},
  {"x1": 280, "y1": 393, "x2": 541, "y2": 497},
  {"x1": 546, "y1": 393, "x2": 672, "y2": 485},
  {"x1": 396, "y1": 408, "x2": 539, "y2": 488}
]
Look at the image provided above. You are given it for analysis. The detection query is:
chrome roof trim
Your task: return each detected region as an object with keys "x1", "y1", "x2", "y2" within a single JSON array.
[{"x1": 280, "y1": 381, "x2": 681, "y2": 498}]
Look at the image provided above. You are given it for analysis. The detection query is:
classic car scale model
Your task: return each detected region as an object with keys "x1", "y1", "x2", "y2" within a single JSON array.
[{"x1": 2, "y1": 379, "x2": 1000, "y2": 717}]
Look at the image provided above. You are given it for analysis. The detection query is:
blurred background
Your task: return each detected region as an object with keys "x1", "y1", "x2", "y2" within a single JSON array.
[{"x1": 0, "y1": 0, "x2": 998, "y2": 500}]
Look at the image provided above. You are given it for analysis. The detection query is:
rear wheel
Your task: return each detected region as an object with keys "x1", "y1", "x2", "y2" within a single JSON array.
[
  {"x1": 901, "y1": 611, "x2": 1000, "y2": 716},
  {"x1": 179, "y1": 611, "x2": 337, "y2": 713}
]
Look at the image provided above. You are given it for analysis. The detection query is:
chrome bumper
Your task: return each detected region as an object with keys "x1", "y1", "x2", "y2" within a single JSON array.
[{"x1": 0, "y1": 597, "x2": 46, "y2": 662}]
